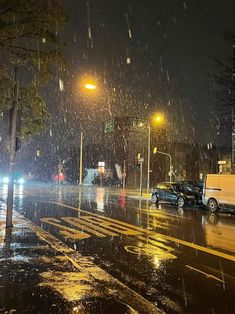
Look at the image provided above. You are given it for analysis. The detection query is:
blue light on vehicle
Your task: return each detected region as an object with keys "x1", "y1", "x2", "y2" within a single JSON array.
[
  {"x1": 3, "y1": 177, "x2": 9, "y2": 184},
  {"x1": 18, "y1": 178, "x2": 25, "y2": 184}
]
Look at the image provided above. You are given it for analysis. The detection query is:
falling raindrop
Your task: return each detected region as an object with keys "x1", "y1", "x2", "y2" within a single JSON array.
[
  {"x1": 181, "y1": 278, "x2": 188, "y2": 307},
  {"x1": 86, "y1": 0, "x2": 94, "y2": 48},
  {"x1": 183, "y1": 2, "x2": 187, "y2": 16},
  {"x1": 125, "y1": 13, "x2": 132, "y2": 39},
  {"x1": 59, "y1": 78, "x2": 64, "y2": 92},
  {"x1": 160, "y1": 56, "x2": 164, "y2": 72}
]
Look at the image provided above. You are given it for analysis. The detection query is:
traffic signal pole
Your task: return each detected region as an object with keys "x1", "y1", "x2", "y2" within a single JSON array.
[
  {"x1": 232, "y1": 40, "x2": 235, "y2": 173},
  {"x1": 147, "y1": 123, "x2": 151, "y2": 192},
  {"x1": 154, "y1": 150, "x2": 173, "y2": 182},
  {"x1": 6, "y1": 67, "x2": 19, "y2": 228},
  {"x1": 139, "y1": 159, "x2": 143, "y2": 196},
  {"x1": 122, "y1": 159, "x2": 126, "y2": 190},
  {"x1": 79, "y1": 131, "x2": 83, "y2": 185}
]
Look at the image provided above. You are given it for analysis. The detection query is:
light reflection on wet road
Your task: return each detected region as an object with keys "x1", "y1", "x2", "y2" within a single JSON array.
[{"x1": 1, "y1": 183, "x2": 235, "y2": 313}]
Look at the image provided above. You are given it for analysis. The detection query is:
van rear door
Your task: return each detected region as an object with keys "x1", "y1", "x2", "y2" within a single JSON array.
[{"x1": 219, "y1": 176, "x2": 235, "y2": 207}]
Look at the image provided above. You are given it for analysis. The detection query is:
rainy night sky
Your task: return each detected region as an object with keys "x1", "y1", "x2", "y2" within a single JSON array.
[{"x1": 31, "y1": 1, "x2": 235, "y2": 153}]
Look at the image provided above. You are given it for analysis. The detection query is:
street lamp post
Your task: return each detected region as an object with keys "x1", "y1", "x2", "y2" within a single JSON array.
[
  {"x1": 137, "y1": 114, "x2": 164, "y2": 192},
  {"x1": 123, "y1": 159, "x2": 126, "y2": 190},
  {"x1": 78, "y1": 80, "x2": 97, "y2": 185},
  {"x1": 79, "y1": 131, "x2": 83, "y2": 185},
  {"x1": 154, "y1": 150, "x2": 173, "y2": 182},
  {"x1": 147, "y1": 123, "x2": 151, "y2": 191}
]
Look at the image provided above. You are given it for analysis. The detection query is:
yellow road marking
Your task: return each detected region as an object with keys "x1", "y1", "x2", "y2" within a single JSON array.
[
  {"x1": 136, "y1": 235, "x2": 175, "y2": 252},
  {"x1": 137, "y1": 216, "x2": 169, "y2": 230},
  {"x1": 78, "y1": 216, "x2": 119, "y2": 236},
  {"x1": 45, "y1": 202, "x2": 235, "y2": 263},
  {"x1": 107, "y1": 200, "x2": 189, "y2": 220},
  {"x1": 77, "y1": 216, "x2": 141, "y2": 236},
  {"x1": 40, "y1": 217, "x2": 90, "y2": 241},
  {"x1": 186, "y1": 265, "x2": 225, "y2": 283},
  {"x1": 47, "y1": 201, "x2": 167, "y2": 241},
  {"x1": 125, "y1": 244, "x2": 177, "y2": 260},
  {"x1": 61, "y1": 217, "x2": 107, "y2": 238},
  {"x1": 158, "y1": 233, "x2": 235, "y2": 262},
  {"x1": 61, "y1": 216, "x2": 118, "y2": 236}
]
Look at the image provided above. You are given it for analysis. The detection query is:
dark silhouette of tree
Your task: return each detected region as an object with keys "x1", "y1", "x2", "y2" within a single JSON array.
[{"x1": 0, "y1": 0, "x2": 66, "y2": 137}]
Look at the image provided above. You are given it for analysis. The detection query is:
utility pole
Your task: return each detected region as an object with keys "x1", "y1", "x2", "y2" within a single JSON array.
[
  {"x1": 147, "y1": 123, "x2": 151, "y2": 192},
  {"x1": 122, "y1": 160, "x2": 126, "y2": 190},
  {"x1": 139, "y1": 158, "x2": 143, "y2": 196},
  {"x1": 6, "y1": 67, "x2": 19, "y2": 228},
  {"x1": 232, "y1": 40, "x2": 235, "y2": 173},
  {"x1": 79, "y1": 131, "x2": 83, "y2": 185}
]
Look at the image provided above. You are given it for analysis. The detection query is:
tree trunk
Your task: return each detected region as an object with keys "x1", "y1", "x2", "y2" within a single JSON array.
[{"x1": 6, "y1": 67, "x2": 19, "y2": 228}]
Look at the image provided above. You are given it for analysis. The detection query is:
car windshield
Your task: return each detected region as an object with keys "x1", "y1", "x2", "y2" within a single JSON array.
[
  {"x1": 183, "y1": 184, "x2": 194, "y2": 192},
  {"x1": 172, "y1": 184, "x2": 182, "y2": 192}
]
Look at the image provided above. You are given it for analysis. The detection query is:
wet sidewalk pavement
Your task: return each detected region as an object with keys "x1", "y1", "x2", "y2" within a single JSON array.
[{"x1": 0, "y1": 203, "x2": 162, "y2": 314}]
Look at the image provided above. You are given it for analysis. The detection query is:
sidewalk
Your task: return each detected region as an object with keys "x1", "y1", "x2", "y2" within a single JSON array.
[{"x1": 0, "y1": 203, "x2": 162, "y2": 314}]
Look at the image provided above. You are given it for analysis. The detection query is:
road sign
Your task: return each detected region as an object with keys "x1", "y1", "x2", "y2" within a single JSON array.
[{"x1": 218, "y1": 160, "x2": 226, "y2": 165}]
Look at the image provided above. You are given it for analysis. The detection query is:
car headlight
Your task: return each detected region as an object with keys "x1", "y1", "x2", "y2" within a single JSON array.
[
  {"x1": 3, "y1": 177, "x2": 9, "y2": 184},
  {"x1": 18, "y1": 178, "x2": 24, "y2": 184}
]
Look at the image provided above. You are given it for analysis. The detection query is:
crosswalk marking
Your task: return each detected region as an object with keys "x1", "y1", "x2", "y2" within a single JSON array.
[{"x1": 40, "y1": 217, "x2": 91, "y2": 240}]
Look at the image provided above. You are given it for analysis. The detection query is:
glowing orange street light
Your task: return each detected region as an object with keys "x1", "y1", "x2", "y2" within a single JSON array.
[
  {"x1": 79, "y1": 79, "x2": 98, "y2": 185},
  {"x1": 147, "y1": 113, "x2": 165, "y2": 190},
  {"x1": 152, "y1": 113, "x2": 164, "y2": 125},
  {"x1": 84, "y1": 83, "x2": 97, "y2": 90}
]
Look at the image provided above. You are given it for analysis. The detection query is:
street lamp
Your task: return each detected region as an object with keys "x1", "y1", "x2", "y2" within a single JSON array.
[
  {"x1": 84, "y1": 83, "x2": 97, "y2": 90},
  {"x1": 147, "y1": 114, "x2": 164, "y2": 190},
  {"x1": 137, "y1": 114, "x2": 164, "y2": 191},
  {"x1": 79, "y1": 79, "x2": 98, "y2": 185}
]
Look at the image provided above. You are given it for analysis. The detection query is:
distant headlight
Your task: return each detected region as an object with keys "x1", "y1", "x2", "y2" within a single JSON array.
[
  {"x1": 3, "y1": 177, "x2": 9, "y2": 184},
  {"x1": 18, "y1": 178, "x2": 24, "y2": 184}
]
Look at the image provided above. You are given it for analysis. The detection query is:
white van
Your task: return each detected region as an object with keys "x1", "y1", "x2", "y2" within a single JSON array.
[{"x1": 203, "y1": 174, "x2": 235, "y2": 212}]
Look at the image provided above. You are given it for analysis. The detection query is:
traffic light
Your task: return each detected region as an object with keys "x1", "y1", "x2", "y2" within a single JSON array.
[
  {"x1": 137, "y1": 153, "x2": 141, "y2": 170},
  {"x1": 153, "y1": 147, "x2": 157, "y2": 154}
]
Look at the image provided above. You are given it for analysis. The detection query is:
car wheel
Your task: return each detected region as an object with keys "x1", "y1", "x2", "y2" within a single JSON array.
[
  {"x1": 177, "y1": 196, "x2": 185, "y2": 208},
  {"x1": 151, "y1": 194, "x2": 159, "y2": 205},
  {"x1": 207, "y1": 198, "x2": 218, "y2": 212}
]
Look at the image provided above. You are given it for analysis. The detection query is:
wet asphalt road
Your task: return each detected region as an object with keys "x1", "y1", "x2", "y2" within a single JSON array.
[{"x1": 1, "y1": 183, "x2": 235, "y2": 313}]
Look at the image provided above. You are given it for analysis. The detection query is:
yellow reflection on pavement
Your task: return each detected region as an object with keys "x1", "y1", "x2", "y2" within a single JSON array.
[
  {"x1": 204, "y1": 215, "x2": 235, "y2": 254},
  {"x1": 61, "y1": 217, "x2": 107, "y2": 238},
  {"x1": 40, "y1": 217, "x2": 90, "y2": 241},
  {"x1": 42, "y1": 202, "x2": 235, "y2": 263}
]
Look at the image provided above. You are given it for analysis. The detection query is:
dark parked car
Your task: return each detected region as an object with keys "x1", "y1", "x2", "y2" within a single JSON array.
[
  {"x1": 151, "y1": 182, "x2": 196, "y2": 207},
  {"x1": 179, "y1": 180, "x2": 203, "y2": 205}
]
